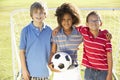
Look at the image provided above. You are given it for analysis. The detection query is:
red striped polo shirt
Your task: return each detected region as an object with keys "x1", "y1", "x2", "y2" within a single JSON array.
[{"x1": 76, "y1": 26, "x2": 112, "y2": 70}]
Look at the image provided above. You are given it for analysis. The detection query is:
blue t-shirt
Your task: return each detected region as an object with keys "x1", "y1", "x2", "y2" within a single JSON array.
[{"x1": 19, "y1": 21, "x2": 52, "y2": 77}]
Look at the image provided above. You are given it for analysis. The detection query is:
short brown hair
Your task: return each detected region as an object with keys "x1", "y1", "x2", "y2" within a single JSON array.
[
  {"x1": 55, "y1": 3, "x2": 80, "y2": 27},
  {"x1": 30, "y1": 1, "x2": 47, "y2": 18},
  {"x1": 86, "y1": 11, "x2": 101, "y2": 23}
]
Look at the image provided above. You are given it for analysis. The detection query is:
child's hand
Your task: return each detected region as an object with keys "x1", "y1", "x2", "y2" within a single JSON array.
[
  {"x1": 52, "y1": 26, "x2": 61, "y2": 36},
  {"x1": 106, "y1": 32, "x2": 112, "y2": 40},
  {"x1": 48, "y1": 62, "x2": 60, "y2": 72},
  {"x1": 106, "y1": 74, "x2": 112, "y2": 80},
  {"x1": 22, "y1": 69, "x2": 30, "y2": 80}
]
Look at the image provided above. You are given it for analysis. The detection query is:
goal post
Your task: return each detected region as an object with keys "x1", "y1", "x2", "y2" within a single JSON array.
[
  {"x1": 10, "y1": 8, "x2": 120, "y2": 80},
  {"x1": 10, "y1": 9, "x2": 31, "y2": 80}
]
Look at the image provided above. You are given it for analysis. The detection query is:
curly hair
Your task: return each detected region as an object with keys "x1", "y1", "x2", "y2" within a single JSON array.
[{"x1": 55, "y1": 3, "x2": 80, "y2": 27}]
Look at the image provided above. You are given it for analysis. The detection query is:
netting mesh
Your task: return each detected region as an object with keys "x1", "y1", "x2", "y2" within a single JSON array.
[{"x1": 10, "y1": 8, "x2": 120, "y2": 80}]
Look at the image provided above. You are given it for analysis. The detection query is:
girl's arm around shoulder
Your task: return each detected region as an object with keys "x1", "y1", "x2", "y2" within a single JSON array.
[
  {"x1": 52, "y1": 26, "x2": 61, "y2": 36},
  {"x1": 75, "y1": 25, "x2": 88, "y2": 34}
]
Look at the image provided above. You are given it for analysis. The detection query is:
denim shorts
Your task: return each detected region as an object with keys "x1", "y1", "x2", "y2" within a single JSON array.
[{"x1": 84, "y1": 67, "x2": 108, "y2": 80}]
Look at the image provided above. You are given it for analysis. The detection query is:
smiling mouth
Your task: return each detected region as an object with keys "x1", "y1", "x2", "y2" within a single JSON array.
[
  {"x1": 36, "y1": 17, "x2": 41, "y2": 20},
  {"x1": 91, "y1": 26, "x2": 97, "y2": 28}
]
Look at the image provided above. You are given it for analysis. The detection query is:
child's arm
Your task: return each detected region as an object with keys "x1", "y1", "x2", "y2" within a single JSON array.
[
  {"x1": 106, "y1": 52, "x2": 113, "y2": 80},
  {"x1": 48, "y1": 42, "x2": 60, "y2": 72},
  {"x1": 48, "y1": 42, "x2": 56, "y2": 64},
  {"x1": 52, "y1": 26, "x2": 61, "y2": 36},
  {"x1": 75, "y1": 25, "x2": 86, "y2": 34},
  {"x1": 19, "y1": 50, "x2": 30, "y2": 80}
]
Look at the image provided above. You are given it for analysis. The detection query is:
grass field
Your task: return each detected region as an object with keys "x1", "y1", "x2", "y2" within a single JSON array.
[{"x1": 0, "y1": 0, "x2": 120, "y2": 80}]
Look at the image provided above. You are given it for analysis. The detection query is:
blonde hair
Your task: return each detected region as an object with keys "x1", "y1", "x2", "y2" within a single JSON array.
[{"x1": 30, "y1": 1, "x2": 48, "y2": 18}]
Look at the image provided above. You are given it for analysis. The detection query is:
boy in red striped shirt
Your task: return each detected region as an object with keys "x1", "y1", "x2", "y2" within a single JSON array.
[{"x1": 76, "y1": 11, "x2": 112, "y2": 80}]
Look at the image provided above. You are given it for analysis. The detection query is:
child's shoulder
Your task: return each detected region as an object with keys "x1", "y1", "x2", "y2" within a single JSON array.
[
  {"x1": 99, "y1": 29, "x2": 109, "y2": 39},
  {"x1": 76, "y1": 25, "x2": 88, "y2": 29},
  {"x1": 45, "y1": 24, "x2": 52, "y2": 31},
  {"x1": 76, "y1": 25, "x2": 88, "y2": 32},
  {"x1": 21, "y1": 23, "x2": 31, "y2": 33},
  {"x1": 101, "y1": 29, "x2": 108, "y2": 34},
  {"x1": 100, "y1": 29, "x2": 109, "y2": 36}
]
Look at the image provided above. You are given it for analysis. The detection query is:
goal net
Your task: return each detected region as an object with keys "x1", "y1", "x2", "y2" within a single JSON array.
[{"x1": 10, "y1": 8, "x2": 120, "y2": 80}]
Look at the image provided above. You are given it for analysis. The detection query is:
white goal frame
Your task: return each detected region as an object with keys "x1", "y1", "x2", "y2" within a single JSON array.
[{"x1": 10, "y1": 8, "x2": 120, "y2": 80}]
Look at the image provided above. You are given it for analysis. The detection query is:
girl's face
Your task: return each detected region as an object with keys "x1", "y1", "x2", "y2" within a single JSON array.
[
  {"x1": 61, "y1": 13, "x2": 73, "y2": 30},
  {"x1": 32, "y1": 9, "x2": 46, "y2": 23},
  {"x1": 86, "y1": 15, "x2": 102, "y2": 31}
]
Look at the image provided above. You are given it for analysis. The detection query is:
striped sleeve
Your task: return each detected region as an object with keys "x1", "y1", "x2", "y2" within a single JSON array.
[
  {"x1": 76, "y1": 26, "x2": 89, "y2": 35},
  {"x1": 103, "y1": 30, "x2": 112, "y2": 53},
  {"x1": 51, "y1": 34, "x2": 57, "y2": 44},
  {"x1": 105, "y1": 40, "x2": 112, "y2": 52},
  {"x1": 76, "y1": 26, "x2": 83, "y2": 33}
]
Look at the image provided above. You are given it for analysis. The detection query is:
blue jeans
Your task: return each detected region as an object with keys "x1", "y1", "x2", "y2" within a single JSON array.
[{"x1": 84, "y1": 67, "x2": 108, "y2": 80}]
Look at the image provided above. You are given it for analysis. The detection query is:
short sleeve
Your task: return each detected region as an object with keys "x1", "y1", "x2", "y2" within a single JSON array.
[
  {"x1": 102, "y1": 29, "x2": 109, "y2": 35},
  {"x1": 76, "y1": 26, "x2": 82, "y2": 33},
  {"x1": 76, "y1": 26, "x2": 88, "y2": 35},
  {"x1": 19, "y1": 28, "x2": 27, "y2": 50},
  {"x1": 105, "y1": 40, "x2": 112, "y2": 53},
  {"x1": 51, "y1": 34, "x2": 57, "y2": 44}
]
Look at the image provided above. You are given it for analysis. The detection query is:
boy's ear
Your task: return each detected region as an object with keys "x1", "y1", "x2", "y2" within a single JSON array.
[
  {"x1": 45, "y1": 15, "x2": 47, "y2": 18},
  {"x1": 86, "y1": 22, "x2": 88, "y2": 27},
  {"x1": 100, "y1": 22, "x2": 102, "y2": 26},
  {"x1": 45, "y1": 13, "x2": 47, "y2": 18}
]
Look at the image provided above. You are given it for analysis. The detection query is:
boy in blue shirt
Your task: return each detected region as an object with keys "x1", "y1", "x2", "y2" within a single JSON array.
[{"x1": 19, "y1": 1, "x2": 52, "y2": 80}]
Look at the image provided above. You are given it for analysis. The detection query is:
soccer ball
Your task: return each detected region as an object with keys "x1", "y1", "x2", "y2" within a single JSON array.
[{"x1": 51, "y1": 52, "x2": 72, "y2": 72}]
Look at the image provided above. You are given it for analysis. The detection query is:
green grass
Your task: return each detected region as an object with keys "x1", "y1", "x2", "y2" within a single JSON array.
[{"x1": 0, "y1": 0, "x2": 120, "y2": 80}]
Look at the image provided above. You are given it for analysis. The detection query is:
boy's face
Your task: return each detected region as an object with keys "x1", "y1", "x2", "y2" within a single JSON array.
[
  {"x1": 86, "y1": 15, "x2": 102, "y2": 31},
  {"x1": 32, "y1": 9, "x2": 46, "y2": 23},
  {"x1": 61, "y1": 13, "x2": 73, "y2": 30}
]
